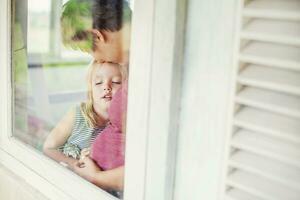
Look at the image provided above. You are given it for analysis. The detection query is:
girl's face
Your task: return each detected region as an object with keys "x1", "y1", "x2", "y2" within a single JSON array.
[{"x1": 91, "y1": 63, "x2": 122, "y2": 118}]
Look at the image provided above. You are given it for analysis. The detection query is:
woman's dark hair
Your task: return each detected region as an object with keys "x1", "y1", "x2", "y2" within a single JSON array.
[
  {"x1": 61, "y1": 0, "x2": 131, "y2": 51},
  {"x1": 92, "y1": 0, "x2": 131, "y2": 32}
]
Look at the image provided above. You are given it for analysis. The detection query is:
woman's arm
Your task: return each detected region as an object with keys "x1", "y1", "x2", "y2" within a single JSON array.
[
  {"x1": 43, "y1": 108, "x2": 77, "y2": 169},
  {"x1": 73, "y1": 157, "x2": 124, "y2": 191}
]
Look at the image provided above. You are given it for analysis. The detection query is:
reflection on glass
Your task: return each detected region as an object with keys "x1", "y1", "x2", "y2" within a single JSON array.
[{"x1": 12, "y1": 0, "x2": 131, "y2": 198}]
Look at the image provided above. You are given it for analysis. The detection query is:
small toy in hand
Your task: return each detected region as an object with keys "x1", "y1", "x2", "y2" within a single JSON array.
[{"x1": 63, "y1": 143, "x2": 81, "y2": 159}]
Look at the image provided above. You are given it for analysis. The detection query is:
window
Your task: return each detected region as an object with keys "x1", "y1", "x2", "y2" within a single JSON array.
[
  {"x1": 0, "y1": 0, "x2": 184, "y2": 200},
  {"x1": 13, "y1": 0, "x2": 91, "y2": 151}
]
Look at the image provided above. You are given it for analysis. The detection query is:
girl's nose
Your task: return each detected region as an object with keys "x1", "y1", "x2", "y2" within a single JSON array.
[{"x1": 103, "y1": 85, "x2": 112, "y2": 91}]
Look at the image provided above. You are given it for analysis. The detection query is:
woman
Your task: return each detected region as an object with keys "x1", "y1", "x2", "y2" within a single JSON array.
[{"x1": 60, "y1": 0, "x2": 131, "y2": 197}]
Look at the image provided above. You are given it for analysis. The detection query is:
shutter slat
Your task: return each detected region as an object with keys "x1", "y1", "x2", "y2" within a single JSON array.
[
  {"x1": 239, "y1": 42, "x2": 300, "y2": 71},
  {"x1": 238, "y1": 65, "x2": 300, "y2": 96},
  {"x1": 234, "y1": 107, "x2": 300, "y2": 144},
  {"x1": 227, "y1": 170, "x2": 300, "y2": 200},
  {"x1": 241, "y1": 19, "x2": 300, "y2": 46},
  {"x1": 235, "y1": 87, "x2": 300, "y2": 118},
  {"x1": 227, "y1": 188, "x2": 265, "y2": 200},
  {"x1": 229, "y1": 150, "x2": 300, "y2": 190},
  {"x1": 243, "y1": 0, "x2": 300, "y2": 20},
  {"x1": 226, "y1": 1, "x2": 300, "y2": 199},
  {"x1": 231, "y1": 129, "x2": 300, "y2": 168}
]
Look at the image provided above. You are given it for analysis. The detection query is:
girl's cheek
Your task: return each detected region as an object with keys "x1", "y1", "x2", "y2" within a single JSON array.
[{"x1": 112, "y1": 89, "x2": 118, "y2": 96}]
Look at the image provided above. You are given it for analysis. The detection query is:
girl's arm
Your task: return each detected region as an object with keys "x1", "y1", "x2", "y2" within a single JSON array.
[
  {"x1": 73, "y1": 157, "x2": 124, "y2": 191},
  {"x1": 43, "y1": 108, "x2": 77, "y2": 169}
]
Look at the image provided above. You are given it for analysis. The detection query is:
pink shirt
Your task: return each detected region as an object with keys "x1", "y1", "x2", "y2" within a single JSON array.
[{"x1": 91, "y1": 83, "x2": 127, "y2": 170}]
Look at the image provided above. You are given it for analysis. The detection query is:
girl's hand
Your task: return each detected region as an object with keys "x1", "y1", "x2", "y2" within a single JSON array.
[
  {"x1": 64, "y1": 159, "x2": 79, "y2": 171},
  {"x1": 73, "y1": 156, "x2": 102, "y2": 183},
  {"x1": 80, "y1": 148, "x2": 90, "y2": 161}
]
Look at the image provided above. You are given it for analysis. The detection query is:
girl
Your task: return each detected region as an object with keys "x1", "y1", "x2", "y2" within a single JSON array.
[
  {"x1": 74, "y1": 82, "x2": 128, "y2": 195},
  {"x1": 43, "y1": 61, "x2": 125, "y2": 170}
]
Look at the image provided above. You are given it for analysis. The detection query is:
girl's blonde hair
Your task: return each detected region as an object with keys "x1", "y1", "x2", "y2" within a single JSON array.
[{"x1": 80, "y1": 60, "x2": 128, "y2": 128}]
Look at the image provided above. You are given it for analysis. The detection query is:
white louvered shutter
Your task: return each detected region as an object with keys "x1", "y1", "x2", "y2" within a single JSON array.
[{"x1": 225, "y1": 0, "x2": 300, "y2": 199}]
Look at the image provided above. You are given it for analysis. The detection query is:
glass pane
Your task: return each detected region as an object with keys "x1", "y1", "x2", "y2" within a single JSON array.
[{"x1": 12, "y1": 0, "x2": 132, "y2": 198}]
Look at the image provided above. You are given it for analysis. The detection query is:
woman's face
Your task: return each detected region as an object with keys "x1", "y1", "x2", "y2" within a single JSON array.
[
  {"x1": 91, "y1": 63, "x2": 122, "y2": 117},
  {"x1": 91, "y1": 43, "x2": 122, "y2": 64},
  {"x1": 91, "y1": 30, "x2": 127, "y2": 65}
]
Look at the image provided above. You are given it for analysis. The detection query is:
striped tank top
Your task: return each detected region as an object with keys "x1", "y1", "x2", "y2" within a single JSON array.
[{"x1": 62, "y1": 105, "x2": 105, "y2": 159}]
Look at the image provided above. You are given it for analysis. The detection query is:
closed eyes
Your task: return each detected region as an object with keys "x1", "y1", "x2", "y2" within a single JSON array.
[
  {"x1": 112, "y1": 81, "x2": 121, "y2": 84},
  {"x1": 95, "y1": 81, "x2": 121, "y2": 85}
]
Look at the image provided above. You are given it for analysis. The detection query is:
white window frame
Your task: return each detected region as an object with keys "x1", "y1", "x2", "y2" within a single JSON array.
[
  {"x1": 0, "y1": 0, "x2": 186, "y2": 200},
  {"x1": 172, "y1": 0, "x2": 239, "y2": 199}
]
